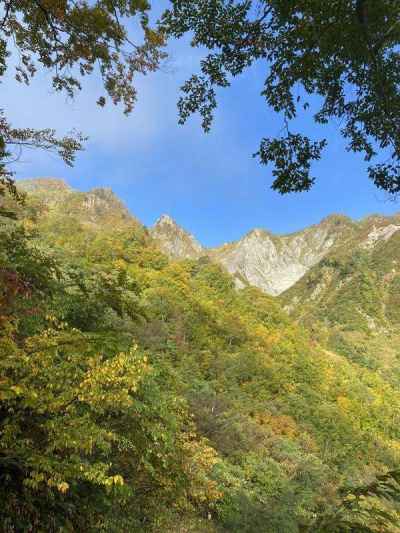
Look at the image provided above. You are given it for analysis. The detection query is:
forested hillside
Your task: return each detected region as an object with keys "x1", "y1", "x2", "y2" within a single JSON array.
[
  {"x1": 1, "y1": 179, "x2": 400, "y2": 532},
  {"x1": 282, "y1": 215, "x2": 400, "y2": 388}
]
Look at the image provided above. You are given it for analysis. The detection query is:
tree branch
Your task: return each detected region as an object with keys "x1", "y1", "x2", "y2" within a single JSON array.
[{"x1": 0, "y1": 0, "x2": 13, "y2": 30}]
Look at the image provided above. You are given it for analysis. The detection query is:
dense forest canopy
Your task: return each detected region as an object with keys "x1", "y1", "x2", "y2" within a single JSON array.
[{"x1": 0, "y1": 179, "x2": 399, "y2": 531}]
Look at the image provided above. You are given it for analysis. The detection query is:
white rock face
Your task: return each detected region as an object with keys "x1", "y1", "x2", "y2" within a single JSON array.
[
  {"x1": 151, "y1": 216, "x2": 344, "y2": 295},
  {"x1": 150, "y1": 213, "x2": 400, "y2": 295},
  {"x1": 362, "y1": 224, "x2": 400, "y2": 249},
  {"x1": 212, "y1": 227, "x2": 336, "y2": 295}
]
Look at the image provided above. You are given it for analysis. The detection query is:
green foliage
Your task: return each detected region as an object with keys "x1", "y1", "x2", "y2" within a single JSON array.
[
  {"x1": 0, "y1": 1, "x2": 165, "y2": 179},
  {"x1": 282, "y1": 217, "x2": 400, "y2": 385},
  {"x1": 386, "y1": 275, "x2": 400, "y2": 324},
  {"x1": 162, "y1": 0, "x2": 400, "y2": 194},
  {"x1": 1, "y1": 181, "x2": 400, "y2": 531},
  {"x1": 314, "y1": 469, "x2": 400, "y2": 532},
  {"x1": 257, "y1": 133, "x2": 327, "y2": 194},
  {"x1": 0, "y1": 202, "x2": 219, "y2": 531}
]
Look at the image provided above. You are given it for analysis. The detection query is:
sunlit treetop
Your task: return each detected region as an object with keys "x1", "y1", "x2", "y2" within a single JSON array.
[{"x1": 1, "y1": 0, "x2": 165, "y2": 112}]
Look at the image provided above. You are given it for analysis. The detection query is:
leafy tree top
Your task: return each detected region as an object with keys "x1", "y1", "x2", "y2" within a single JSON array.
[
  {"x1": 0, "y1": 0, "x2": 165, "y2": 189},
  {"x1": 162, "y1": 0, "x2": 400, "y2": 194}
]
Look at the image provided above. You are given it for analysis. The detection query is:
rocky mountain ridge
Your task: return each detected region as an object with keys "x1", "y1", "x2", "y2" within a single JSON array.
[
  {"x1": 151, "y1": 214, "x2": 203, "y2": 259},
  {"x1": 208, "y1": 220, "x2": 345, "y2": 295},
  {"x1": 17, "y1": 178, "x2": 137, "y2": 229},
  {"x1": 17, "y1": 178, "x2": 400, "y2": 296},
  {"x1": 280, "y1": 212, "x2": 400, "y2": 382},
  {"x1": 152, "y1": 212, "x2": 395, "y2": 295}
]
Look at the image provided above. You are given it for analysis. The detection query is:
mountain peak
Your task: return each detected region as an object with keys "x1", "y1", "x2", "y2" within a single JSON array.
[
  {"x1": 17, "y1": 177, "x2": 139, "y2": 229},
  {"x1": 320, "y1": 213, "x2": 352, "y2": 225},
  {"x1": 151, "y1": 214, "x2": 203, "y2": 259},
  {"x1": 155, "y1": 214, "x2": 178, "y2": 227},
  {"x1": 242, "y1": 228, "x2": 271, "y2": 240},
  {"x1": 82, "y1": 188, "x2": 132, "y2": 220},
  {"x1": 208, "y1": 218, "x2": 348, "y2": 295}
]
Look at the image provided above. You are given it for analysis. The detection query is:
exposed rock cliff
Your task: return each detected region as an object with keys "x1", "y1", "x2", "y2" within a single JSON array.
[
  {"x1": 210, "y1": 222, "x2": 345, "y2": 295},
  {"x1": 151, "y1": 213, "x2": 355, "y2": 295}
]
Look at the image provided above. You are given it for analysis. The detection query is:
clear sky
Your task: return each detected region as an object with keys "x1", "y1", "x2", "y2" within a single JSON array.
[{"x1": 5, "y1": 18, "x2": 399, "y2": 247}]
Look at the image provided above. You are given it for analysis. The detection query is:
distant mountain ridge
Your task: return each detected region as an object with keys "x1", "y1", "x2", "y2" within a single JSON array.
[
  {"x1": 17, "y1": 178, "x2": 400, "y2": 297},
  {"x1": 152, "y1": 210, "x2": 400, "y2": 295},
  {"x1": 17, "y1": 178, "x2": 138, "y2": 229}
]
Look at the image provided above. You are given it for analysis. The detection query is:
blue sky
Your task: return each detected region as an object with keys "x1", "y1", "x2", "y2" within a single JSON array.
[{"x1": 5, "y1": 19, "x2": 399, "y2": 247}]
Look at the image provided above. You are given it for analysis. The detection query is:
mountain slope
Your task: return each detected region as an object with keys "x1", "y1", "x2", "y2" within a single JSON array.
[
  {"x1": 2, "y1": 177, "x2": 400, "y2": 532},
  {"x1": 281, "y1": 214, "x2": 400, "y2": 383},
  {"x1": 18, "y1": 178, "x2": 138, "y2": 229},
  {"x1": 101, "y1": 180, "x2": 400, "y2": 384},
  {"x1": 210, "y1": 216, "x2": 354, "y2": 295}
]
